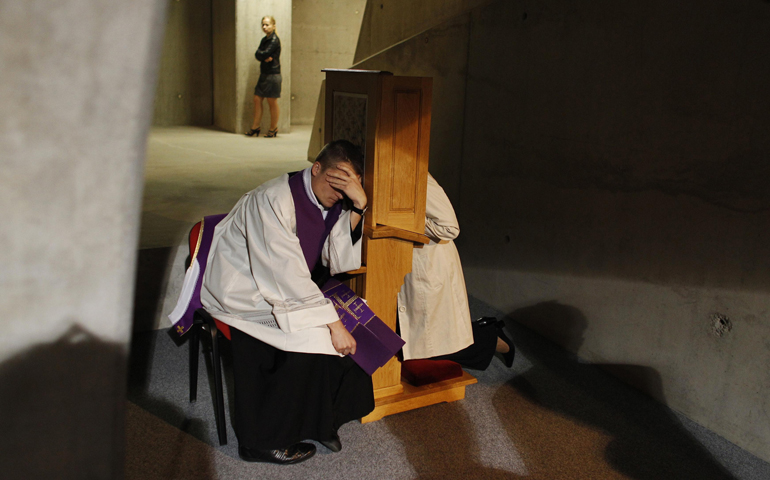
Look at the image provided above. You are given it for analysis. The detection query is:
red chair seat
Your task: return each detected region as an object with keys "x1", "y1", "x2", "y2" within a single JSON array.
[
  {"x1": 215, "y1": 320, "x2": 231, "y2": 340},
  {"x1": 189, "y1": 221, "x2": 231, "y2": 341}
]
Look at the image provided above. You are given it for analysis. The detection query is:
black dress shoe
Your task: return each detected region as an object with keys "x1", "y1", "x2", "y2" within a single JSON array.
[
  {"x1": 238, "y1": 443, "x2": 316, "y2": 465},
  {"x1": 320, "y1": 432, "x2": 342, "y2": 453}
]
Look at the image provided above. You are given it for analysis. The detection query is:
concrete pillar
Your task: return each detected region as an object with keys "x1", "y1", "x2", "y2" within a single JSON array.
[
  {"x1": 153, "y1": 0, "x2": 214, "y2": 126},
  {"x1": 0, "y1": 0, "x2": 166, "y2": 478},
  {"x1": 214, "y1": 0, "x2": 291, "y2": 134}
]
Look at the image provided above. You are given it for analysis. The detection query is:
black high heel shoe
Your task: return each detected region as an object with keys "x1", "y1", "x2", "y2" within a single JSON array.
[
  {"x1": 475, "y1": 317, "x2": 515, "y2": 368},
  {"x1": 474, "y1": 316, "x2": 500, "y2": 327},
  {"x1": 497, "y1": 327, "x2": 515, "y2": 368},
  {"x1": 245, "y1": 128, "x2": 261, "y2": 136}
]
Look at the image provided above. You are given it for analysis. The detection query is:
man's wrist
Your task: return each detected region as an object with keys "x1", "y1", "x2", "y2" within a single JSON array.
[
  {"x1": 350, "y1": 204, "x2": 367, "y2": 215},
  {"x1": 328, "y1": 320, "x2": 345, "y2": 331}
]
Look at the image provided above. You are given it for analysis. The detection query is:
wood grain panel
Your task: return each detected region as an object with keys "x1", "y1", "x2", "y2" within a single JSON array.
[
  {"x1": 375, "y1": 76, "x2": 432, "y2": 234},
  {"x1": 390, "y1": 91, "x2": 420, "y2": 211},
  {"x1": 364, "y1": 224, "x2": 430, "y2": 244},
  {"x1": 362, "y1": 236, "x2": 413, "y2": 391},
  {"x1": 361, "y1": 372, "x2": 478, "y2": 423},
  {"x1": 323, "y1": 69, "x2": 387, "y2": 233}
]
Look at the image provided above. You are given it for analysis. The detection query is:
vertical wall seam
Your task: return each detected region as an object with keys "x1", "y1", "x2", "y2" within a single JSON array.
[{"x1": 457, "y1": 11, "x2": 474, "y2": 228}]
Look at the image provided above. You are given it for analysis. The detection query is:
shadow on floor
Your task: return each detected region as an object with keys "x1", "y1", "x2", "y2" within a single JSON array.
[
  {"x1": 127, "y1": 328, "x2": 233, "y2": 448},
  {"x1": 494, "y1": 301, "x2": 736, "y2": 480},
  {"x1": 384, "y1": 401, "x2": 523, "y2": 479}
]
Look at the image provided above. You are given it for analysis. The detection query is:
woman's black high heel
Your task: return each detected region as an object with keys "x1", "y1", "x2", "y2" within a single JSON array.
[
  {"x1": 474, "y1": 317, "x2": 515, "y2": 368},
  {"x1": 264, "y1": 128, "x2": 278, "y2": 138},
  {"x1": 245, "y1": 128, "x2": 261, "y2": 136},
  {"x1": 497, "y1": 327, "x2": 516, "y2": 368}
]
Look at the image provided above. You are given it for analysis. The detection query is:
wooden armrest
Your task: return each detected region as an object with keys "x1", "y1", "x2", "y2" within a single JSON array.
[
  {"x1": 365, "y1": 224, "x2": 430, "y2": 245},
  {"x1": 345, "y1": 266, "x2": 367, "y2": 275}
]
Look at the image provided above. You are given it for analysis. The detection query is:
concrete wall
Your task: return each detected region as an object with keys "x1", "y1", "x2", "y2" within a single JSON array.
[
  {"x1": 153, "y1": 0, "x2": 213, "y2": 126},
  {"x1": 459, "y1": 0, "x2": 770, "y2": 462},
  {"x1": 162, "y1": 0, "x2": 291, "y2": 133},
  {"x1": 213, "y1": 0, "x2": 237, "y2": 131},
  {"x1": 355, "y1": 14, "x2": 471, "y2": 205},
  {"x1": 353, "y1": 0, "x2": 493, "y2": 63},
  {"x1": 291, "y1": 0, "x2": 367, "y2": 125},
  {"x1": 0, "y1": 0, "x2": 166, "y2": 477},
  {"x1": 235, "y1": 0, "x2": 292, "y2": 134},
  {"x1": 349, "y1": 0, "x2": 770, "y2": 463},
  {"x1": 214, "y1": 0, "x2": 290, "y2": 133}
]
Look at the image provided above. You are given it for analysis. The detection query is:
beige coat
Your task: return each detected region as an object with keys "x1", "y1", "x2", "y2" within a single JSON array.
[{"x1": 397, "y1": 175, "x2": 474, "y2": 360}]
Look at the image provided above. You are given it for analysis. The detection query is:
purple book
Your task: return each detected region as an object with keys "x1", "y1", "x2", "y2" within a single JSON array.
[{"x1": 322, "y1": 279, "x2": 405, "y2": 375}]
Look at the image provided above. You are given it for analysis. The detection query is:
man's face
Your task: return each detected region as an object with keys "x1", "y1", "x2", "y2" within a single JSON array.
[{"x1": 310, "y1": 161, "x2": 345, "y2": 208}]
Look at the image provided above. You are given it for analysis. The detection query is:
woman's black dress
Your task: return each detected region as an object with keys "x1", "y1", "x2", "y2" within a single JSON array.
[{"x1": 254, "y1": 33, "x2": 281, "y2": 98}]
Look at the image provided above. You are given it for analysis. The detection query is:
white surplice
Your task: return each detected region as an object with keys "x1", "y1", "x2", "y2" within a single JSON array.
[
  {"x1": 397, "y1": 174, "x2": 474, "y2": 360},
  {"x1": 201, "y1": 170, "x2": 362, "y2": 355}
]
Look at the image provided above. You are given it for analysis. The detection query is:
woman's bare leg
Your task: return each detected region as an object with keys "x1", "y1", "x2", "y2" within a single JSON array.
[
  {"x1": 251, "y1": 95, "x2": 264, "y2": 130},
  {"x1": 266, "y1": 97, "x2": 280, "y2": 131}
]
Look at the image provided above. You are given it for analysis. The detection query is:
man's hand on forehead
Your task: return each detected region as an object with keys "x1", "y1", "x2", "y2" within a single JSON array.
[
  {"x1": 325, "y1": 163, "x2": 361, "y2": 186},
  {"x1": 325, "y1": 162, "x2": 366, "y2": 210},
  {"x1": 332, "y1": 161, "x2": 360, "y2": 180}
]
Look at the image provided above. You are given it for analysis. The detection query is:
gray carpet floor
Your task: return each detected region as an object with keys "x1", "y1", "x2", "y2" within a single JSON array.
[{"x1": 125, "y1": 298, "x2": 770, "y2": 480}]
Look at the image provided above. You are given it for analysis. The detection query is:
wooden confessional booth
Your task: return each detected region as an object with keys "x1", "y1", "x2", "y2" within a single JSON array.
[{"x1": 322, "y1": 69, "x2": 477, "y2": 423}]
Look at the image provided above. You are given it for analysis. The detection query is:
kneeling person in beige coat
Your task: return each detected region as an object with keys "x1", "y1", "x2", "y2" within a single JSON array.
[{"x1": 397, "y1": 174, "x2": 514, "y2": 369}]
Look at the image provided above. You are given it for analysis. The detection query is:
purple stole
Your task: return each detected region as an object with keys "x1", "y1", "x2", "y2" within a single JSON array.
[
  {"x1": 289, "y1": 171, "x2": 405, "y2": 375},
  {"x1": 169, "y1": 213, "x2": 228, "y2": 336},
  {"x1": 288, "y1": 172, "x2": 342, "y2": 272}
]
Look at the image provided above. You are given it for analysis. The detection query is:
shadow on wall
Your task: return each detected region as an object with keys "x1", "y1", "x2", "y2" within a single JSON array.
[
  {"x1": 0, "y1": 325, "x2": 127, "y2": 479},
  {"x1": 496, "y1": 302, "x2": 736, "y2": 480}
]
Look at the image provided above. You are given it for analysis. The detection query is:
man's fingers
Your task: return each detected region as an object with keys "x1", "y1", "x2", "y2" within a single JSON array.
[
  {"x1": 333, "y1": 164, "x2": 362, "y2": 183},
  {"x1": 335, "y1": 163, "x2": 353, "y2": 174},
  {"x1": 326, "y1": 172, "x2": 350, "y2": 184}
]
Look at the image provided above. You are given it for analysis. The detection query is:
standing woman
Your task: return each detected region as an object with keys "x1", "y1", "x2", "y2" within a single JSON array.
[{"x1": 247, "y1": 16, "x2": 281, "y2": 138}]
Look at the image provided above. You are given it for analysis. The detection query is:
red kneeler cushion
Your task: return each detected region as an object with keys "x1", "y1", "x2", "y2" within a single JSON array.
[{"x1": 401, "y1": 359, "x2": 463, "y2": 387}]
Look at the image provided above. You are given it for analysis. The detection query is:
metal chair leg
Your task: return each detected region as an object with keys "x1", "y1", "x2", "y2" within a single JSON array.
[
  {"x1": 209, "y1": 322, "x2": 228, "y2": 446},
  {"x1": 195, "y1": 308, "x2": 228, "y2": 446}
]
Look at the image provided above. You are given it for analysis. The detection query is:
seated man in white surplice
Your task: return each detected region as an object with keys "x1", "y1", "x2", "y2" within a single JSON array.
[{"x1": 201, "y1": 140, "x2": 373, "y2": 465}]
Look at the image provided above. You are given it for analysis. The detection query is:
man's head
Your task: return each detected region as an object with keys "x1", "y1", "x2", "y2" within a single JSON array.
[
  {"x1": 314, "y1": 140, "x2": 364, "y2": 176},
  {"x1": 310, "y1": 140, "x2": 364, "y2": 208}
]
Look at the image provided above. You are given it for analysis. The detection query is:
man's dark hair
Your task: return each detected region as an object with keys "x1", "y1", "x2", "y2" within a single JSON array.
[{"x1": 315, "y1": 140, "x2": 364, "y2": 176}]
